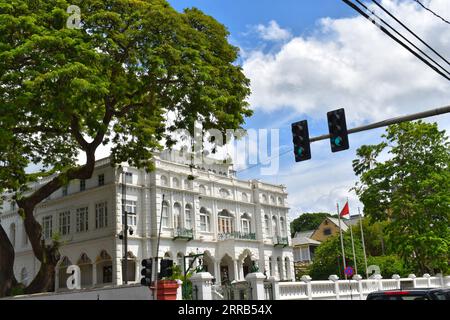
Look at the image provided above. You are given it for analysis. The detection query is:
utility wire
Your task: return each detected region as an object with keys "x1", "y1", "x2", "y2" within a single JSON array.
[
  {"x1": 342, "y1": 0, "x2": 450, "y2": 81},
  {"x1": 371, "y1": 0, "x2": 450, "y2": 67},
  {"x1": 413, "y1": 0, "x2": 450, "y2": 25},
  {"x1": 353, "y1": 0, "x2": 450, "y2": 78}
]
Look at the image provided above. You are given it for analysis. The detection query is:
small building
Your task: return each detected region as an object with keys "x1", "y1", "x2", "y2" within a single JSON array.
[{"x1": 310, "y1": 217, "x2": 349, "y2": 243}]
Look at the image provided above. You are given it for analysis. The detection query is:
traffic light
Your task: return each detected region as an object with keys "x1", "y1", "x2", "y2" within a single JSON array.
[
  {"x1": 160, "y1": 259, "x2": 173, "y2": 279},
  {"x1": 141, "y1": 259, "x2": 153, "y2": 286},
  {"x1": 291, "y1": 120, "x2": 311, "y2": 162},
  {"x1": 327, "y1": 108, "x2": 349, "y2": 153}
]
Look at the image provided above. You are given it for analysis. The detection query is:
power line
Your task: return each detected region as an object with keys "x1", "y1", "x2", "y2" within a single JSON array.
[
  {"x1": 413, "y1": 0, "x2": 450, "y2": 25},
  {"x1": 210, "y1": 104, "x2": 450, "y2": 183},
  {"x1": 342, "y1": 0, "x2": 450, "y2": 81},
  {"x1": 353, "y1": 0, "x2": 450, "y2": 78},
  {"x1": 370, "y1": 0, "x2": 450, "y2": 67}
]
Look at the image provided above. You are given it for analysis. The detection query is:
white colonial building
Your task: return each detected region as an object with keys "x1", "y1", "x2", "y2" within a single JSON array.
[{"x1": 0, "y1": 151, "x2": 294, "y2": 291}]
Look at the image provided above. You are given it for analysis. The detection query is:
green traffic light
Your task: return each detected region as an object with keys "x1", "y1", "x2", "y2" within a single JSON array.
[{"x1": 334, "y1": 136, "x2": 342, "y2": 146}]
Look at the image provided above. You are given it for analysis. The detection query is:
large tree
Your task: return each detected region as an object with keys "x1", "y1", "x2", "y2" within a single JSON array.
[
  {"x1": 0, "y1": 0, "x2": 252, "y2": 296},
  {"x1": 290, "y1": 212, "x2": 331, "y2": 237},
  {"x1": 352, "y1": 121, "x2": 450, "y2": 275}
]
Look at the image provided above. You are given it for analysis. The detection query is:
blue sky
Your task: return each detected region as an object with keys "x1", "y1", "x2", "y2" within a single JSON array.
[{"x1": 166, "y1": 0, "x2": 450, "y2": 219}]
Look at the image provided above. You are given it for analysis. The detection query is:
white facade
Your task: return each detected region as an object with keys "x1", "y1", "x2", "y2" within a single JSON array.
[{"x1": 0, "y1": 153, "x2": 294, "y2": 292}]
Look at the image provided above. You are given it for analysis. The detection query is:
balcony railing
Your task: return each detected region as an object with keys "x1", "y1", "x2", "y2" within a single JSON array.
[
  {"x1": 274, "y1": 236, "x2": 289, "y2": 247},
  {"x1": 173, "y1": 228, "x2": 194, "y2": 241},
  {"x1": 218, "y1": 232, "x2": 257, "y2": 241}
]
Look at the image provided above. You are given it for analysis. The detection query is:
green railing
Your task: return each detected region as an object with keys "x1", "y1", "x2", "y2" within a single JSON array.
[
  {"x1": 173, "y1": 228, "x2": 194, "y2": 240},
  {"x1": 218, "y1": 232, "x2": 256, "y2": 241},
  {"x1": 274, "y1": 236, "x2": 289, "y2": 247}
]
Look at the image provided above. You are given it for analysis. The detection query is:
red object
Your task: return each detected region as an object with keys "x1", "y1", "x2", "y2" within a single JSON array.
[
  {"x1": 340, "y1": 201, "x2": 350, "y2": 218},
  {"x1": 384, "y1": 291, "x2": 410, "y2": 296},
  {"x1": 150, "y1": 280, "x2": 179, "y2": 300}
]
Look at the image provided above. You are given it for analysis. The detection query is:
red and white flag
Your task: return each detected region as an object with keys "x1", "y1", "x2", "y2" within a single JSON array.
[{"x1": 340, "y1": 201, "x2": 350, "y2": 219}]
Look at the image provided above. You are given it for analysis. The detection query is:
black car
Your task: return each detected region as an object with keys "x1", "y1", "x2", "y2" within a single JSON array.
[{"x1": 367, "y1": 288, "x2": 450, "y2": 300}]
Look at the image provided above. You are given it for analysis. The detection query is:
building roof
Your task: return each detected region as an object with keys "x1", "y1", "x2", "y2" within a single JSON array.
[
  {"x1": 327, "y1": 217, "x2": 349, "y2": 232},
  {"x1": 292, "y1": 230, "x2": 321, "y2": 246},
  {"x1": 294, "y1": 230, "x2": 315, "y2": 239}
]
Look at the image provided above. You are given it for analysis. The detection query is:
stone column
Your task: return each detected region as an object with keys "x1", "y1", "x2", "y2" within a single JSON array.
[
  {"x1": 245, "y1": 272, "x2": 266, "y2": 300},
  {"x1": 92, "y1": 264, "x2": 97, "y2": 286},
  {"x1": 214, "y1": 260, "x2": 221, "y2": 284},
  {"x1": 392, "y1": 274, "x2": 401, "y2": 290},
  {"x1": 409, "y1": 274, "x2": 417, "y2": 288},
  {"x1": 301, "y1": 275, "x2": 312, "y2": 300},
  {"x1": 190, "y1": 272, "x2": 214, "y2": 300},
  {"x1": 423, "y1": 273, "x2": 431, "y2": 288},
  {"x1": 233, "y1": 259, "x2": 239, "y2": 282},
  {"x1": 329, "y1": 275, "x2": 340, "y2": 300},
  {"x1": 268, "y1": 276, "x2": 280, "y2": 300},
  {"x1": 176, "y1": 279, "x2": 183, "y2": 300}
]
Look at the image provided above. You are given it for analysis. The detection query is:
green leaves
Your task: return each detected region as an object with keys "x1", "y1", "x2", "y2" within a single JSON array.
[
  {"x1": 0, "y1": 0, "x2": 251, "y2": 195},
  {"x1": 353, "y1": 121, "x2": 450, "y2": 275}
]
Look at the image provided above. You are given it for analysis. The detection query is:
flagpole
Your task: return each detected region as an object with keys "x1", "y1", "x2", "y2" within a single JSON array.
[
  {"x1": 358, "y1": 207, "x2": 369, "y2": 279},
  {"x1": 349, "y1": 217, "x2": 358, "y2": 276},
  {"x1": 337, "y1": 203, "x2": 347, "y2": 280}
]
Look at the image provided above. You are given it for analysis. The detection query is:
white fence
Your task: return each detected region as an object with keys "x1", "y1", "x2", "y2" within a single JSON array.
[
  {"x1": 2, "y1": 284, "x2": 154, "y2": 300},
  {"x1": 276, "y1": 274, "x2": 450, "y2": 300}
]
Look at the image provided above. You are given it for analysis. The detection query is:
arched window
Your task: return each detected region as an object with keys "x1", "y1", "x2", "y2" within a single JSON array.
[
  {"x1": 199, "y1": 207, "x2": 211, "y2": 232},
  {"x1": 242, "y1": 193, "x2": 248, "y2": 202},
  {"x1": 270, "y1": 195, "x2": 276, "y2": 204},
  {"x1": 268, "y1": 257, "x2": 273, "y2": 276},
  {"x1": 9, "y1": 223, "x2": 16, "y2": 247},
  {"x1": 264, "y1": 215, "x2": 270, "y2": 236},
  {"x1": 285, "y1": 257, "x2": 291, "y2": 281},
  {"x1": 185, "y1": 204, "x2": 193, "y2": 229},
  {"x1": 160, "y1": 175, "x2": 168, "y2": 187},
  {"x1": 184, "y1": 179, "x2": 192, "y2": 190},
  {"x1": 277, "y1": 257, "x2": 284, "y2": 280},
  {"x1": 219, "y1": 188, "x2": 230, "y2": 198},
  {"x1": 21, "y1": 267, "x2": 28, "y2": 286},
  {"x1": 162, "y1": 201, "x2": 170, "y2": 227},
  {"x1": 173, "y1": 203, "x2": 181, "y2": 229},
  {"x1": 272, "y1": 216, "x2": 278, "y2": 236},
  {"x1": 278, "y1": 197, "x2": 283, "y2": 206},
  {"x1": 262, "y1": 194, "x2": 268, "y2": 203},
  {"x1": 199, "y1": 185, "x2": 206, "y2": 195},
  {"x1": 241, "y1": 213, "x2": 251, "y2": 234},
  {"x1": 218, "y1": 210, "x2": 233, "y2": 234},
  {"x1": 280, "y1": 217, "x2": 286, "y2": 237},
  {"x1": 172, "y1": 177, "x2": 180, "y2": 188}
]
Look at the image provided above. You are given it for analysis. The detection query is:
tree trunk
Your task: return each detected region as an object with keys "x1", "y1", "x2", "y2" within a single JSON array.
[
  {"x1": 0, "y1": 224, "x2": 18, "y2": 297},
  {"x1": 24, "y1": 247, "x2": 59, "y2": 294}
]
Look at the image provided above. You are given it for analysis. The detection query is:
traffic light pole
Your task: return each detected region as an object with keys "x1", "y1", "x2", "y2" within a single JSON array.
[
  {"x1": 154, "y1": 194, "x2": 165, "y2": 300},
  {"x1": 309, "y1": 105, "x2": 450, "y2": 143}
]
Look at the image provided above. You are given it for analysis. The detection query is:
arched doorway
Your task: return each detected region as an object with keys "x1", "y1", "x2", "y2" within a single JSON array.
[
  {"x1": 242, "y1": 255, "x2": 253, "y2": 278},
  {"x1": 58, "y1": 256, "x2": 72, "y2": 290},
  {"x1": 77, "y1": 253, "x2": 93, "y2": 288},
  {"x1": 202, "y1": 251, "x2": 214, "y2": 274},
  {"x1": 220, "y1": 254, "x2": 234, "y2": 284},
  {"x1": 122, "y1": 251, "x2": 137, "y2": 283},
  {"x1": 96, "y1": 250, "x2": 113, "y2": 285}
]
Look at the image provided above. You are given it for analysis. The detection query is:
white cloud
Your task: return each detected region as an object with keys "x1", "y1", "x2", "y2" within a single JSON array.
[
  {"x1": 243, "y1": 0, "x2": 450, "y2": 125},
  {"x1": 254, "y1": 20, "x2": 292, "y2": 42}
]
